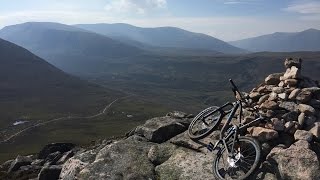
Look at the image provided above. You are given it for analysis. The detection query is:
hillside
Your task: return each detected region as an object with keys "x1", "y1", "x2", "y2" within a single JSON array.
[
  {"x1": 1, "y1": 58, "x2": 320, "y2": 179},
  {"x1": 230, "y1": 29, "x2": 320, "y2": 52},
  {"x1": 74, "y1": 23, "x2": 246, "y2": 54},
  {"x1": 0, "y1": 37, "x2": 124, "y2": 128},
  {"x1": 0, "y1": 22, "x2": 145, "y2": 74}
]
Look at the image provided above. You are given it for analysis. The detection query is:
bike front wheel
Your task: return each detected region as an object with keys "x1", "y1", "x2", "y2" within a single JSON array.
[
  {"x1": 213, "y1": 136, "x2": 261, "y2": 180},
  {"x1": 188, "y1": 106, "x2": 222, "y2": 140}
]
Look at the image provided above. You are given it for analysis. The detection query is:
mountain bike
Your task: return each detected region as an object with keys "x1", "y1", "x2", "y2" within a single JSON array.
[{"x1": 188, "y1": 79, "x2": 266, "y2": 179}]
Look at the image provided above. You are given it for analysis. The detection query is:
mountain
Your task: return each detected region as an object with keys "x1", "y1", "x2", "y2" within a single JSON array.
[
  {"x1": 0, "y1": 22, "x2": 144, "y2": 74},
  {"x1": 0, "y1": 38, "x2": 122, "y2": 128},
  {"x1": 229, "y1": 28, "x2": 320, "y2": 52},
  {"x1": 74, "y1": 23, "x2": 246, "y2": 54}
]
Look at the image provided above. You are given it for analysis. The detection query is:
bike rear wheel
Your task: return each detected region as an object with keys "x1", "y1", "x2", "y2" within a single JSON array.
[
  {"x1": 213, "y1": 136, "x2": 261, "y2": 180},
  {"x1": 188, "y1": 106, "x2": 222, "y2": 140}
]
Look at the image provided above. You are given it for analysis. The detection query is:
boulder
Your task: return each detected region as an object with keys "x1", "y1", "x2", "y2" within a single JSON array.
[
  {"x1": 38, "y1": 143, "x2": 75, "y2": 159},
  {"x1": 278, "y1": 93, "x2": 288, "y2": 100},
  {"x1": 309, "y1": 122, "x2": 320, "y2": 140},
  {"x1": 297, "y1": 104, "x2": 316, "y2": 115},
  {"x1": 265, "y1": 73, "x2": 282, "y2": 85},
  {"x1": 56, "y1": 151, "x2": 74, "y2": 165},
  {"x1": 260, "y1": 101, "x2": 278, "y2": 110},
  {"x1": 296, "y1": 89, "x2": 312, "y2": 103},
  {"x1": 38, "y1": 165, "x2": 62, "y2": 180},
  {"x1": 249, "y1": 92, "x2": 262, "y2": 101},
  {"x1": 8, "y1": 155, "x2": 32, "y2": 172},
  {"x1": 288, "y1": 88, "x2": 301, "y2": 100},
  {"x1": 284, "y1": 121, "x2": 299, "y2": 134},
  {"x1": 45, "y1": 151, "x2": 62, "y2": 165},
  {"x1": 282, "y1": 66, "x2": 300, "y2": 80},
  {"x1": 268, "y1": 92, "x2": 278, "y2": 101},
  {"x1": 270, "y1": 118, "x2": 285, "y2": 131},
  {"x1": 148, "y1": 143, "x2": 177, "y2": 165},
  {"x1": 258, "y1": 94, "x2": 270, "y2": 105},
  {"x1": 248, "y1": 127, "x2": 279, "y2": 142},
  {"x1": 298, "y1": 113, "x2": 306, "y2": 126},
  {"x1": 155, "y1": 148, "x2": 215, "y2": 180},
  {"x1": 282, "y1": 111, "x2": 298, "y2": 122},
  {"x1": 284, "y1": 79, "x2": 298, "y2": 87},
  {"x1": 272, "y1": 87, "x2": 285, "y2": 94},
  {"x1": 279, "y1": 101, "x2": 298, "y2": 112},
  {"x1": 267, "y1": 141, "x2": 320, "y2": 180},
  {"x1": 134, "y1": 116, "x2": 191, "y2": 143},
  {"x1": 294, "y1": 130, "x2": 313, "y2": 142},
  {"x1": 68, "y1": 139, "x2": 156, "y2": 180}
]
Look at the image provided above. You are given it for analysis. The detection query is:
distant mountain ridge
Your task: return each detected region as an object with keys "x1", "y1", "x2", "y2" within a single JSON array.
[
  {"x1": 74, "y1": 23, "x2": 246, "y2": 54},
  {"x1": 229, "y1": 28, "x2": 320, "y2": 52},
  {"x1": 0, "y1": 22, "x2": 145, "y2": 73}
]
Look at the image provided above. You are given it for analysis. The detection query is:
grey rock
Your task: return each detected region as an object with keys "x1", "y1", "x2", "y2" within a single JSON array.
[
  {"x1": 284, "y1": 79, "x2": 298, "y2": 87},
  {"x1": 294, "y1": 130, "x2": 313, "y2": 142},
  {"x1": 296, "y1": 89, "x2": 313, "y2": 103},
  {"x1": 288, "y1": 88, "x2": 301, "y2": 100},
  {"x1": 69, "y1": 139, "x2": 156, "y2": 180},
  {"x1": 260, "y1": 100, "x2": 278, "y2": 110},
  {"x1": 38, "y1": 165, "x2": 62, "y2": 180},
  {"x1": 267, "y1": 141, "x2": 320, "y2": 180},
  {"x1": 258, "y1": 94, "x2": 270, "y2": 105},
  {"x1": 268, "y1": 92, "x2": 278, "y2": 101},
  {"x1": 248, "y1": 127, "x2": 279, "y2": 142},
  {"x1": 309, "y1": 122, "x2": 320, "y2": 140},
  {"x1": 298, "y1": 113, "x2": 306, "y2": 126},
  {"x1": 148, "y1": 143, "x2": 177, "y2": 165},
  {"x1": 297, "y1": 104, "x2": 316, "y2": 115},
  {"x1": 155, "y1": 148, "x2": 215, "y2": 180},
  {"x1": 56, "y1": 151, "x2": 74, "y2": 165},
  {"x1": 8, "y1": 155, "x2": 32, "y2": 172},
  {"x1": 278, "y1": 93, "x2": 288, "y2": 100},
  {"x1": 279, "y1": 101, "x2": 298, "y2": 112},
  {"x1": 282, "y1": 111, "x2": 299, "y2": 122},
  {"x1": 272, "y1": 87, "x2": 285, "y2": 94},
  {"x1": 282, "y1": 66, "x2": 300, "y2": 80},
  {"x1": 38, "y1": 143, "x2": 74, "y2": 159},
  {"x1": 265, "y1": 73, "x2": 282, "y2": 85},
  {"x1": 134, "y1": 116, "x2": 191, "y2": 143}
]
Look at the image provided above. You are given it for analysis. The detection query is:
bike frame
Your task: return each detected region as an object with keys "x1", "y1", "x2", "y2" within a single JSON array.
[{"x1": 209, "y1": 100, "x2": 264, "y2": 157}]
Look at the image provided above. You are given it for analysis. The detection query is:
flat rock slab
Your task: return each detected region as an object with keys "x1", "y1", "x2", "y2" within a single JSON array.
[
  {"x1": 155, "y1": 148, "x2": 216, "y2": 180},
  {"x1": 134, "y1": 116, "x2": 192, "y2": 143}
]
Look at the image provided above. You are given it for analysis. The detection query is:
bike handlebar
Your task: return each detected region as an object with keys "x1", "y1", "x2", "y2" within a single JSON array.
[{"x1": 229, "y1": 79, "x2": 244, "y2": 101}]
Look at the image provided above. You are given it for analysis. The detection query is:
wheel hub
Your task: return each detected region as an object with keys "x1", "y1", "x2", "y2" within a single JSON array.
[{"x1": 227, "y1": 152, "x2": 242, "y2": 168}]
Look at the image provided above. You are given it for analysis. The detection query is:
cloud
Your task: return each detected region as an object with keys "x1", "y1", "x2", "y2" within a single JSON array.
[
  {"x1": 223, "y1": 0, "x2": 260, "y2": 5},
  {"x1": 284, "y1": 1, "x2": 320, "y2": 14},
  {"x1": 104, "y1": 0, "x2": 167, "y2": 15},
  {"x1": 284, "y1": 0, "x2": 320, "y2": 20}
]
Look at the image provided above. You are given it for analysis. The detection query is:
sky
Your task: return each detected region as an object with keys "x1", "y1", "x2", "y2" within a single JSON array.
[{"x1": 0, "y1": 0, "x2": 319, "y2": 41}]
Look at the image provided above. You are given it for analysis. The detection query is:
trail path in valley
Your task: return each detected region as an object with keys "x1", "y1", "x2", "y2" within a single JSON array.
[{"x1": 0, "y1": 95, "x2": 131, "y2": 143}]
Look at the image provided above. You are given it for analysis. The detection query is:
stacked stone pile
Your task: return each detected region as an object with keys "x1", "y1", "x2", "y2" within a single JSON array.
[{"x1": 243, "y1": 58, "x2": 320, "y2": 179}]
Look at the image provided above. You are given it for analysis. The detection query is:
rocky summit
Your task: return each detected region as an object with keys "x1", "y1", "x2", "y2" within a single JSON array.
[{"x1": 1, "y1": 58, "x2": 320, "y2": 180}]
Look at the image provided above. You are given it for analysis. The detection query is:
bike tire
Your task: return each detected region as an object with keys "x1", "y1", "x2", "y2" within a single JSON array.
[
  {"x1": 213, "y1": 136, "x2": 261, "y2": 180},
  {"x1": 188, "y1": 106, "x2": 222, "y2": 140}
]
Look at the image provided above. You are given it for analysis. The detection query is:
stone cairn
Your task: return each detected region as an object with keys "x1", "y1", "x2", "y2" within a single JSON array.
[{"x1": 242, "y1": 58, "x2": 320, "y2": 179}]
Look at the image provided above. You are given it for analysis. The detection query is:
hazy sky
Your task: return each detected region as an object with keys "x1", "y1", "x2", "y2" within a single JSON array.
[{"x1": 0, "y1": 0, "x2": 319, "y2": 41}]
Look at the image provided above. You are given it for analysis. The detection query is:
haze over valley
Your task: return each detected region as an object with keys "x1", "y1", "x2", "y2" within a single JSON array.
[{"x1": 0, "y1": 0, "x2": 320, "y2": 168}]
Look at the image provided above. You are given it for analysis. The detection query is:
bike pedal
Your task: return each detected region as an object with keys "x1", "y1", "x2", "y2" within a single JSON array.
[{"x1": 207, "y1": 142, "x2": 214, "y2": 152}]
